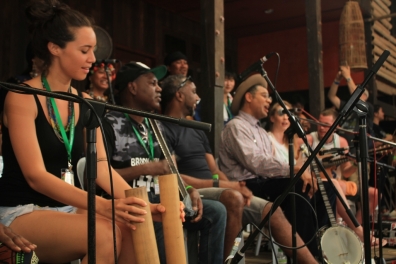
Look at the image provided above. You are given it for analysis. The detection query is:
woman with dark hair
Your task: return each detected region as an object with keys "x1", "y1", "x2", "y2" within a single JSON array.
[
  {"x1": 85, "y1": 61, "x2": 116, "y2": 102},
  {"x1": 223, "y1": 72, "x2": 236, "y2": 125},
  {"x1": 0, "y1": 1, "x2": 180, "y2": 263}
]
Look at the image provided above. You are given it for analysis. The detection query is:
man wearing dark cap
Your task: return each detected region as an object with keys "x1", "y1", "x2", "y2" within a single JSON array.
[
  {"x1": 163, "y1": 51, "x2": 188, "y2": 76},
  {"x1": 103, "y1": 62, "x2": 226, "y2": 264},
  {"x1": 218, "y1": 74, "x2": 336, "y2": 259},
  {"x1": 160, "y1": 74, "x2": 318, "y2": 263}
]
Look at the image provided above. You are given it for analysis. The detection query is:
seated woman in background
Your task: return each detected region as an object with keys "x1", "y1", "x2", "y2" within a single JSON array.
[
  {"x1": 223, "y1": 71, "x2": 236, "y2": 125},
  {"x1": 0, "y1": 1, "x2": 181, "y2": 263},
  {"x1": 86, "y1": 61, "x2": 116, "y2": 102},
  {"x1": 267, "y1": 102, "x2": 365, "y2": 243}
]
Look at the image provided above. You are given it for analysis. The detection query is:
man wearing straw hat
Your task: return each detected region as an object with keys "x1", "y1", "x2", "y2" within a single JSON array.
[{"x1": 218, "y1": 74, "x2": 336, "y2": 258}]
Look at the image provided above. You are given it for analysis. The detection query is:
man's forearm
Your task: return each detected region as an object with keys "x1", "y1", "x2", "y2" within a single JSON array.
[{"x1": 115, "y1": 162, "x2": 167, "y2": 182}]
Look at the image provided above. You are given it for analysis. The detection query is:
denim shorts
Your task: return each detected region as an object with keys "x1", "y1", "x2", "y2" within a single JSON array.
[{"x1": 0, "y1": 204, "x2": 75, "y2": 227}]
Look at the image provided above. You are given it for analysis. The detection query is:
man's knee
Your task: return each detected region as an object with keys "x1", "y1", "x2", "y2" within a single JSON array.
[{"x1": 219, "y1": 189, "x2": 244, "y2": 213}]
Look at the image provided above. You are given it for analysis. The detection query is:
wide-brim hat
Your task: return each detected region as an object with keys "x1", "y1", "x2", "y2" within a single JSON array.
[
  {"x1": 231, "y1": 74, "x2": 268, "y2": 115},
  {"x1": 114, "y1": 62, "x2": 167, "y2": 92}
]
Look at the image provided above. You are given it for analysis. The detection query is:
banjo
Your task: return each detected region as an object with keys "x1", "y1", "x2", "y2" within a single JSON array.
[
  {"x1": 301, "y1": 145, "x2": 363, "y2": 264},
  {"x1": 148, "y1": 118, "x2": 197, "y2": 217}
]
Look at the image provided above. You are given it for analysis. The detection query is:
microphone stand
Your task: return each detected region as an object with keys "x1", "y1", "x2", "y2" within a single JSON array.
[
  {"x1": 228, "y1": 49, "x2": 390, "y2": 264},
  {"x1": 104, "y1": 65, "x2": 116, "y2": 104},
  {"x1": 0, "y1": 81, "x2": 211, "y2": 264}
]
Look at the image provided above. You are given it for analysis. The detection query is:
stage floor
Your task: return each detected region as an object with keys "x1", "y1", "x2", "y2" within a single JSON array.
[{"x1": 244, "y1": 235, "x2": 396, "y2": 263}]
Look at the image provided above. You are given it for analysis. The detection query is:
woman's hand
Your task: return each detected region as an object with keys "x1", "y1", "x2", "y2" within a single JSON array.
[
  {"x1": 150, "y1": 202, "x2": 185, "y2": 223},
  {"x1": 0, "y1": 224, "x2": 37, "y2": 253},
  {"x1": 97, "y1": 196, "x2": 149, "y2": 230}
]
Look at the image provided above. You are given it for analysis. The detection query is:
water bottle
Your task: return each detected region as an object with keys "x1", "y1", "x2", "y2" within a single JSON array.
[
  {"x1": 276, "y1": 247, "x2": 287, "y2": 264},
  {"x1": 337, "y1": 217, "x2": 346, "y2": 227}
]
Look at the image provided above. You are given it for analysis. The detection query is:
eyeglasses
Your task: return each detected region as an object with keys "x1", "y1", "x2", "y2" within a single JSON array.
[
  {"x1": 276, "y1": 108, "x2": 292, "y2": 116},
  {"x1": 178, "y1": 76, "x2": 191, "y2": 90},
  {"x1": 137, "y1": 123, "x2": 148, "y2": 142},
  {"x1": 263, "y1": 94, "x2": 272, "y2": 101}
]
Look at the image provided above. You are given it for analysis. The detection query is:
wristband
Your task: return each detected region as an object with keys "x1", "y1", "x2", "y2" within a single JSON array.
[
  {"x1": 334, "y1": 80, "x2": 340, "y2": 85},
  {"x1": 346, "y1": 77, "x2": 351, "y2": 82},
  {"x1": 185, "y1": 185, "x2": 193, "y2": 191},
  {"x1": 212, "y1": 174, "x2": 219, "y2": 187}
]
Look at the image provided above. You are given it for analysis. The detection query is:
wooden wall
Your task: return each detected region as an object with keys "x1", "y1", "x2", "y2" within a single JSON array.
[
  {"x1": 0, "y1": 0, "x2": 238, "y2": 92},
  {"x1": 237, "y1": 20, "x2": 365, "y2": 93}
]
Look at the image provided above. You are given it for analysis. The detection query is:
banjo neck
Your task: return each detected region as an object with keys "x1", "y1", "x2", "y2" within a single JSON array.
[{"x1": 302, "y1": 146, "x2": 337, "y2": 226}]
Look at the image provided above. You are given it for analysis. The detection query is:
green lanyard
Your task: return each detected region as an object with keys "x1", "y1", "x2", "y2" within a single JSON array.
[
  {"x1": 42, "y1": 76, "x2": 75, "y2": 169},
  {"x1": 124, "y1": 114, "x2": 154, "y2": 160}
]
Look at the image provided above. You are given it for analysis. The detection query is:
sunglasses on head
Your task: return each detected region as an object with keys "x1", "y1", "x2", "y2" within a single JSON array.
[
  {"x1": 276, "y1": 108, "x2": 302, "y2": 116},
  {"x1": 178, "y1": 76, "x2": 191, "y2": 90}
]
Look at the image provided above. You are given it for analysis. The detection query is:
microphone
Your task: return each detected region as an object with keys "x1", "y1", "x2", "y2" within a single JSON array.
[
  {"x1": 238, "y1": 52, "x2": 275, "y2": 82},
  {"x1": 319, "y1": 147, "x2": 349, "y2": 156},
  {"x1": 97, "y1": 59, "x2": 119, "y2": 64}
]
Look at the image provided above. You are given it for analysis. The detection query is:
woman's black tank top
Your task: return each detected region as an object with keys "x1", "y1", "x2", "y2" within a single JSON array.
[{"x1": 0, "y1": 93, "x2": 84, "y2": 207}]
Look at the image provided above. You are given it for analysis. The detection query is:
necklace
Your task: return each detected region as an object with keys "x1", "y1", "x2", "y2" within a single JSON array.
[{"x1": 88, "y1": 89, "x2": 108, "y2": 102}]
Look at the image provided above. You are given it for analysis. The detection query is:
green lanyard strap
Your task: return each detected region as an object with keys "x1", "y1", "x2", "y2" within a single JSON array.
[
  {"x1": 124, "y1": 114, "x2": 154, "y2": 160},
  {"x1": 42, "y1": 75, "x2": 75, "y2": 167}
]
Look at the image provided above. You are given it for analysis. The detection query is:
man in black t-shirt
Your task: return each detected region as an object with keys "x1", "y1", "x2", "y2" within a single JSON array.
[
  {"x1": 103, "y1": 62, "x2": 226, "y2": 264},
  {"x1": 160, "y1": 74, "x2": 319, "y2": 263}
]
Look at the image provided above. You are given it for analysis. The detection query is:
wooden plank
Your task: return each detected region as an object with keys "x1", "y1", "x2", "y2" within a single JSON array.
[
  {"x1": 373, "y1": 32, "x2": 396, "y2": 54},
  {"x1": 373, "y1": 21, "x2": 396, "y2": 46},
  {"x1": 372, "y1": 4, "x2": 393, "y2": 30},
  {"x1": 377, "y1": 79, "x2": 396, "y2": 95},
  {"x1": 200, "y1": 0, "x2": 224, "y2": 157},
  {"x1": 305, "y1": 0, "x2": 324, "y2": 118}
]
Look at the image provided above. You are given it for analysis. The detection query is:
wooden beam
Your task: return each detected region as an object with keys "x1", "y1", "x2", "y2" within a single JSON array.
[
  {"x1": 359, "y1": 0, "x2": 378, "y2": 105},
  {"x1": 305, "y1": 0, "x2": 325, "y2": 118},
  {"x1": 200, "y1": 0, "x2": 225, "y2": 157}
]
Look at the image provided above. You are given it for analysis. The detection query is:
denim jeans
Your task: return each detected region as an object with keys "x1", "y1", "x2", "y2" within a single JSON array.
[
  {"x1": 149, "y1": 192, "x2": 226, "y2": 264},
  {"x1": 246, "y1": 177, "x2": 336, "y2": 259}
]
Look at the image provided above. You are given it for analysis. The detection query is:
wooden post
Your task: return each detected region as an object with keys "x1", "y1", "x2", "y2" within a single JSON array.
[
  {"x1": 359, "y1": 0, "x2": 377, "y2": 105},
  {"x1": 200, "y1": 0, "x2": 225, "y2": 158},
  {"x1": 125, "y1": 187, "x2": 160, "y2": 264},
  {"x1": 158, "y1": 174, "x2": 187, "y2": 264},
  {"x1": 305, "y1": 0, "x2": 325, "y2": 118}
]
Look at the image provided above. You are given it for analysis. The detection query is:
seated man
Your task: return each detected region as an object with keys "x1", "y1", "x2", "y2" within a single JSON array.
[
  {"x1": 159, "y1": 74, "x2": 318, "y2": 263},
  {"x1": 218, "y1": 74, "x2": 336, "y2": 258},
  {"x1": 305, "y1": 108, "x2": 357, "y2": 197},
  {"x1": 103, "y1": 62, "x2": 227, "y2": 264}
]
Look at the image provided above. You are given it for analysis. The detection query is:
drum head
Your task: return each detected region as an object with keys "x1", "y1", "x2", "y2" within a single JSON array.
[{"x1": 321, "y1": 226, "x2": 362, "y2": 264}]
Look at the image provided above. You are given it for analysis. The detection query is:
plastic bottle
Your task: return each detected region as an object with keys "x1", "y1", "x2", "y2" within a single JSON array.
[
  {"x1": 276, "y1": 247, "x2": 287, "y2": 264},
  {"x1": 337, "y1": 217, "x2": 346, "y2": 227}
]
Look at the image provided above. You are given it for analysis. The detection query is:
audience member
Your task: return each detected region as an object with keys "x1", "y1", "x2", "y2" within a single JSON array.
[
  {"x1": 103, "y1": 62, "x2": 226, "y2": 264},
  {"x1": 327, "y1": 65, "x2": 374, "y2": 148},
  {"x1": 0, "y1": 1, "x2": 176, "y2": 263},
  {"x1": 160, "y1": 74, "x2": 318, "y2": 263},
  {"x1": 164, "y1": 51, "x2": 188, "y2": 77},
  {"x1": 223, "y1": 71, "x2": 236, "y2": 125},
  {"x1": 86, "y1": 61, "x2": 116, "y2": 102}
]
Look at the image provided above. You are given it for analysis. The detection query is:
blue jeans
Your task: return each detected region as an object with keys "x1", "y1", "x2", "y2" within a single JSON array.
[{"x1": 149, "y1": 193, "x2": 226, "y2": 264}]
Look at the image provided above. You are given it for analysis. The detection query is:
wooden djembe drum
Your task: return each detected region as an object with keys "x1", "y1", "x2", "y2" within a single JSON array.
[{"x1": 339, "y1": 1, "x2": 367, "y2": 70}]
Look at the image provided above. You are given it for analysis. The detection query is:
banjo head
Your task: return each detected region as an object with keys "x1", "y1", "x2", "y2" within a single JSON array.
[{"x1": 320, "y1": 226, "x2": 363, "y2": 264}]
